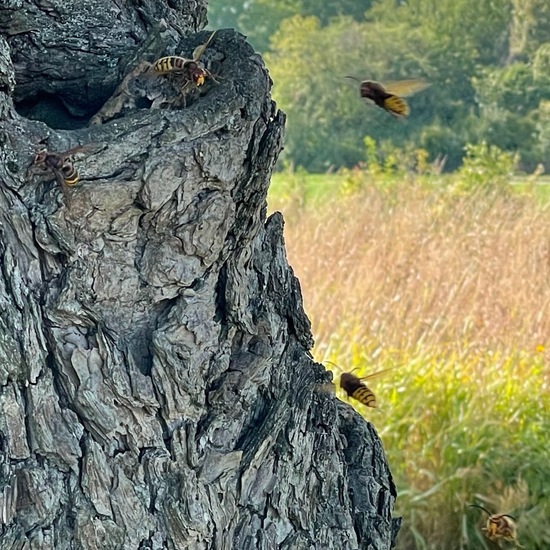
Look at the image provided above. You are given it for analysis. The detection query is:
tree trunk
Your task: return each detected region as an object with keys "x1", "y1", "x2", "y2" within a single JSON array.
[{"x1": 0, "y1": 2, "x2": 400, "y2": 549}]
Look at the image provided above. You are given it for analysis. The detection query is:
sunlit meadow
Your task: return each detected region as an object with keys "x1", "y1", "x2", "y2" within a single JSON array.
[{"x1": 268, "y1": 170, "x2": 550, "y2": 549}]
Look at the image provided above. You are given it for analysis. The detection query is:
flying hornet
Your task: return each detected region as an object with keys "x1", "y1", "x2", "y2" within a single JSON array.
[
  {"x1": 33, "y1": 144, "x2": 97, "y2": 187},
  {"x1": 324, "y1": 361, "x2": 398, "y2": 408},
  {"x1": 153, "y1": 30, "x2": 217, "y2": 95},
  {"x1": 347, "y1": 77, "x2": 431, "y2": 117},
  {"x1": 469, "y1": 504, "x2": 524, "y2": 547}
]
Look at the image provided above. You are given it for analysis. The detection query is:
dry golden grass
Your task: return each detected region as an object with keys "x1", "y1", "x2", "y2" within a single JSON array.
[
  {"x1": 276, "y1": 182, "x2": 550, "y2": 357},
  {"x1": 269, "y1": 178, "x2": 550, "y2": 549}
]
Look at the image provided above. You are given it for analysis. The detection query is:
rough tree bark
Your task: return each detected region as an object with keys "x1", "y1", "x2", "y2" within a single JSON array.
[{"x1": 0, "y1": 2, "x2": 400, "y2": 549}]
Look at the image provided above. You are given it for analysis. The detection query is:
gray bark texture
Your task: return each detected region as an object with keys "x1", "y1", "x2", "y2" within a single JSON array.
[{"x1": 0, "y1": 1, "x2": 400, "y2": 549}]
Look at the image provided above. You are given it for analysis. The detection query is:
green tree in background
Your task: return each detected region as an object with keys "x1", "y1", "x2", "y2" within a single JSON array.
[
  {"x1": 207, "y1": 1, "x2": 295, "y2": 52},
  {"x1": 211, "y1": 0, "x2": 550, "y2": 172},
  {"x1": 265, "y1": 16, "x2": 377, "y2": 170},
  {"x1": 208, "y1": 0, "x2": 373, "y2": 52},
  {"x1": 508, "y1": 0, "x2": 550, "y2": 61}
]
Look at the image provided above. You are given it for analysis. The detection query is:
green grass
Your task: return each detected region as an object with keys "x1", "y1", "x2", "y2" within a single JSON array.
[
  {"x1": 268, "y1": 170, "x2": 550, "y2": 213},
  {"x1": 269, "y1": 170, "x2": 345, "y2": 208},
  {"x1": 323, "y1": 344, "x2": 550, "y2": 549},
  {"x1": 268, "y1": 170, "x2": 550, "y2": 549}
]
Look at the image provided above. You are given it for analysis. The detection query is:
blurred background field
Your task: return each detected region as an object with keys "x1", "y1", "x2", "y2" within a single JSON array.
[
  {"x1": 268, "y1": 163, "x2": 550, "y2": 550},
  {"x1": 209, "y1": 1, "x2": 550, "y2": 547}
]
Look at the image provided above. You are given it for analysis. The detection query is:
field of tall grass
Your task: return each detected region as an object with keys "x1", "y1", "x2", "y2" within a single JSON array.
[{"x1": 268, "y1": 169, "x2": 550, "y2": 549}]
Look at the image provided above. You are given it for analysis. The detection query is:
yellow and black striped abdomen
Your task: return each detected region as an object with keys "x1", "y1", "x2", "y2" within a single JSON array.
[
  {"x1": 153, "y1": 56, "x2": 188, "y2": 74},
  {"x1": 351, "y1": 385, "x2": 376, "y2": 407},
  {"x1": 340, "y1": 372, "x2": 377, "y2": 408},
  {"x1": 383, "y1": 95, "x2": 410, "y2": 117},
  {"x1": 61, "y1": 162, "x2": 79, "y2": 186}
]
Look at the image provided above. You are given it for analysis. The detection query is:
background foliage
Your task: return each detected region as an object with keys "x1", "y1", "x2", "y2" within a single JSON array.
[
  {"x1": 209, "y1": 0, "x2": 550, "y2": 172},
  {"x1": 267, "y1": 166, "x2": 550, "y2": 550}
]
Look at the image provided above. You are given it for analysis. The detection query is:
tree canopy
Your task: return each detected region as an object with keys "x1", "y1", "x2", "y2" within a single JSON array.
[{"x1": 210, "y1": 0, "x2": 550, "y2": 172}]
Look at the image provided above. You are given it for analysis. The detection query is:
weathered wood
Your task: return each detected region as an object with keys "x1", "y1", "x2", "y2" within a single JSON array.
[
  {"x1": 1, "y1": 0, "x2": 207, "y2": 123},
  {"x1": 0, "y1": 2, "x2": 400, "y2": 549}
]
